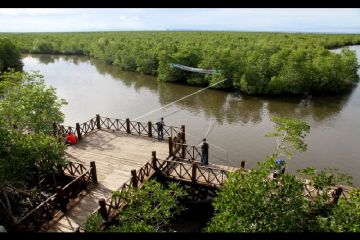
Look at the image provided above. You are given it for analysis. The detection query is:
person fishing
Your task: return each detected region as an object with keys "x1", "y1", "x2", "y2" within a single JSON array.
[
  {"x1": 200, "y1": 138, "x2": 209, "y2": 166},
  {"x1": 156, "y1": 117, "x2": 165, "y2": 140}
]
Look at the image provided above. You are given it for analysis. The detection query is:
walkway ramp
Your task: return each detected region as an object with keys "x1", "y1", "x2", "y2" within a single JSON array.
[{"x1": 40, "y1": 129, "x2": 169, "y2": 232}]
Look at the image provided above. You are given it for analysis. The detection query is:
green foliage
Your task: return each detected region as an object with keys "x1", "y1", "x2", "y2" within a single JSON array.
[
  {"x1": 0, "y1": 129, "x2": 67, "y2": 187},
  {"x1": 204, "y1": 158, "x2": 308, "y2": 232},
  {"x1": 315, "y1": 188, "x2": 360, "y2": 232},
  {"x1": 1, "y1": 31, "x2": 359, "y2": 95},
  {"x1": 0, "y1": 37, "x2": 21, "y2": 71},
  {"x1": 205, "y1": 116, "x2": 358, "y2": 232},
  {"x1": 84, "y1": 214, "x2": 107, "y2": 232},
  {"x1": 85, "y1": 179, "x2": 187, "y2": 232},
  {"x1": 0, "y1": 68, "x2": 68, "y2": 225},
  {"x1": 0, "y1": 68, "x2": 68, "y2": 134},
  {"x1": 265, "y1": 116, "x2": 310, "y2": 160}
]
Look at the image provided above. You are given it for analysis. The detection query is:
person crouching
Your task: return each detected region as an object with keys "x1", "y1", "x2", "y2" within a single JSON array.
[{"x1": 64, "y1": 132, "x2": 77, "y2": 146}]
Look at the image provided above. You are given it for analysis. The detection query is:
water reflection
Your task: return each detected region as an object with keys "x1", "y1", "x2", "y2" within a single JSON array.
[
  {"x1": 21, "y1": 53, "x2": 355, "y2": 127},
  {"x1": 89, "y1": 57, "x2": 159, "y2": 93},
  {"x1": 264, "y1": 87, "x2": 356, "y2": 127}
]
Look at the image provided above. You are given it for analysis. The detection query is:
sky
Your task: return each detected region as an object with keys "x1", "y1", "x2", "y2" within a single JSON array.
[{"x1": 0, "y1": 8, "x2": 359, "y2": 33}]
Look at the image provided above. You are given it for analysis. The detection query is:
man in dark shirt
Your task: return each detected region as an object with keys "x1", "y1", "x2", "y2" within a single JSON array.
[
  {"x1": 157, "y1": 117, "x2": 165, "y2": 140},
  {"x1": 201, "y1": 138, "x2": 209, "y2": 166}
]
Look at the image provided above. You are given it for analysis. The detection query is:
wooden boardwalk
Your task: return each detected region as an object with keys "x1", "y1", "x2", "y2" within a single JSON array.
[
  {"x1": 40, "y1": 129, "x2": 170, "y2": 232},
  {"x1": 37, "y1": 119, "x2": 355, "y2": 233}
]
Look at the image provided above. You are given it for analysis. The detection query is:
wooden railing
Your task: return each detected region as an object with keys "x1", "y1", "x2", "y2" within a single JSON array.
[
  {"x1": 54, "y1": 115, "x2": 184, "y2": 143},
  {"x1": 77, "y1": 117, "x2": 97, "y2": 137},
  {"x1": 93, "y1": 156, "x2": 157, "y2": 224},
  {"x1": 154, "y1": 158, "x2": 229, "y2": 186},
  {"x1": 87, "y1": 150, "x2": 354, "y2": 232},
  {"x1": 173, "y1": 144, "x2": 202, "y2": 161},
  {"x1": 13, "y1": 161, "x2": 97, "y2": 232}
]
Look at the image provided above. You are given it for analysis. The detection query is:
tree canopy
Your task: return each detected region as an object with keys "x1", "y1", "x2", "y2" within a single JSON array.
[{"x1": 1, "y1": 31, "x2": 359, "y2": 95}]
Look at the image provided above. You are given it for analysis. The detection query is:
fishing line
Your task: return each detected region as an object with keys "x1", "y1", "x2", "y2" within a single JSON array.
[
  {"x1": 161, "y1": 108, "x2": 184, "y2": 119},
  {"x1": 186, "y1": 132, "x2": 227, "y2": 152},
  {"x1": 197, "y1": 118, "x2": 217, "y2": 145},
  {"x1": 204, "y1": 118, "x2": 212, "y2": 139},
  {"x1": 204, "y1": 118, "x2": 217, "y2": 139},
  {"x1": 133, "y1": 78, "x2": 228, "y2": 121}
]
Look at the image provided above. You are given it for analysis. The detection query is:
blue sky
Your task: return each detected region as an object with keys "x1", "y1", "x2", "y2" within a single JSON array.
[{"x1": 0, "y1": 8, "x2": 359, "y2": 33}]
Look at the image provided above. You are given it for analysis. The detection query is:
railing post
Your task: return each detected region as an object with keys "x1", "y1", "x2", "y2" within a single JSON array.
[
  {"x1": 131, "y1": 169, "x2": 138, "y2": 188},
  {"x1": 98, "y1": 198, "x2": 109, "y2": 223},
  {"x1": 96, "y1": 114, "x2": 101, "y2": 129},
  {"x1": 241, "y1": 160, "x2": 245, "y2": 169},
  {"x1": 53, "y1": 122, "x2": 58, "y2": 136},
  {"x1": 152, "y1": 151, "x2": 158, "y2": 172},
  {"x1": 76, "y1": 123, "x2": 82, "y2": 140},
  {"x1": 331, "y1": 187, "x2": 343, "y2": 204},
  {"x1": 169, "y1": 137, "x2": 173, "y2": 156},
  {"x1": 191, "y1": 162, "x2": 197, "y2": 182},
  {"x1": 148, "y1": 121, "x2": 152, "y2": 137},
  {"x1": 90, "y1": 161, "x2": 98, "y2": 184},
  {"x1": 126, "y1": 118, "x2": 130, "y2": 134},
  {"x1": 181, "y1": 125, "x2": 186, "y2": 141},
  {"x1": 181, "y1": 141, "x2": 187, "y2": 159},
  {"x1": 56, "y1": 186, "x2": 67, "y2": 212}
]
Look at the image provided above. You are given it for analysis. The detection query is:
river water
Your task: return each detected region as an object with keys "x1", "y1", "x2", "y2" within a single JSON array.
[{"x1": 21, "y1": 46, "x2": 360, "y2": 187}]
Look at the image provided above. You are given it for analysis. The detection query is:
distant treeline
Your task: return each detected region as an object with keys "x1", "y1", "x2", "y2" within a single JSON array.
[{"x1": 1, "y1": 31, "x2": 360, "y2": 95}]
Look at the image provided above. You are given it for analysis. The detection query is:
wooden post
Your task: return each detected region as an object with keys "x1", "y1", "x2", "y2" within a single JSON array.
[
  {"x1": 168, "y1": 137, "x2": 173, "y2": 156},
  {"x1": 181, "y1": 140, "x2": 186, "y2": 159},
  {"x1": 98, "y1": 198, "x2": 108, "y2": 223},
  {"x1": 131, "y1": 169, "x2": 138, "y2": 188},
  {"x1": 191, "y1": 162, "x2": 197, "y2": 182},
  {"x1": 281, "y1": 167, "x2": 285, "y2": 174},
  {"x1": 76, "y1": 123, "x2": 82, "y2": 140},
  {"x1": 148, "y1": 121, "x2": 152, "y2": 137},
  {"x1": 181, "y1": 125, "x2": 186, "y2": 141},
  {"x1": 96, "y1": 114, "x2": 101, "y2": 129},
  {"x1": 241, "y1": 160, "x2": 245, "y2": 169},
  {"x1": 152, "y1": 151, "x2": 157, "y2": 172},
  {"x1": 331, "y1": 187, "x2": 343, "y2": 204},
  {"x1": 53, "y1": 122, "x2": 58, "y2": 136},
  {"x1": 56, "y1": 186, "x2": 67, "y2": 212},
  {"x1": 126, "y1": 118, "x2": 130, "y2": 134},
  {"x1": 90, "y1": 161, "x2": 98, "y2": 184}
]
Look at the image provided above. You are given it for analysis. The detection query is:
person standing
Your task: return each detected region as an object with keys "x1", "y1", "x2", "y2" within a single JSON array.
[
  {"x1": 200, "y1": 138, "x2": 209, "y2": 166},
  {"x1": 156, "y1": 117, "x2": 165, "y2": 140}
]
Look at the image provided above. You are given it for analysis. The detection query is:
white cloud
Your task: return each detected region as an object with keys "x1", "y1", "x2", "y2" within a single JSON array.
[
  {"x1": 0, "y1": 8, "x2": 359, "y2": 33},
  {"x1": 0, "y1": 8, "x2": 19, "y2": 15}
]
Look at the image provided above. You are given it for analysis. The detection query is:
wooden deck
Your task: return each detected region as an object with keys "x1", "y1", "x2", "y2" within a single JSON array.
[
  {"x1": 38, "y1": 124, "x2": 355, "y2": 233},
  {"x1": 40, "y1": 129, "x2": 170, "y2": 232}
]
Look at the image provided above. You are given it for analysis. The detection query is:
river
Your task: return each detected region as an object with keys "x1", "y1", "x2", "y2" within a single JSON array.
[{"x1": 21, "y1": 45, "x2": 360, "y2": 187}]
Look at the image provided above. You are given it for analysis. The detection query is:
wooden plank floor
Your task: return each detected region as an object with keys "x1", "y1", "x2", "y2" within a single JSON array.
[
  {"x1": 40, "y1": 129, "x2": 169, "y2": 232},
  {"x1": 39, "y1": 128, "x2": 355, "y2": 232}
]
